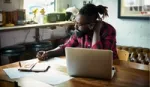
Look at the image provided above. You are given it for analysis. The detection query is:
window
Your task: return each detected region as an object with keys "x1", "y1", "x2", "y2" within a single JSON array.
[{"x1": 24, "y1": 0, "x2": 55, "y2": 21}]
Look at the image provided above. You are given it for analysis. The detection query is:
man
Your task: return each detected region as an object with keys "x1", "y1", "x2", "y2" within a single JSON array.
[{"x1": 36, "y1": 4, "x2": 118, "y2": 60}]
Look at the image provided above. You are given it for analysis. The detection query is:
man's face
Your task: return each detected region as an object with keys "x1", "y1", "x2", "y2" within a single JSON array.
[{"x1": 74, "y1": 14, "x2": 96, "y2": 33}]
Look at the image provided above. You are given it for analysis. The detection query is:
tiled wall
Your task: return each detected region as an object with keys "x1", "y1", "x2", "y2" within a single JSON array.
[{"x1": 72, "y1": 0, "x2": 150, "y2": 48}]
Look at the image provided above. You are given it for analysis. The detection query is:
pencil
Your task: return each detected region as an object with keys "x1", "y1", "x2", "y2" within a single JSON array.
[{"x1": 19, "y1": 61, "x2": 22, "y2": 67}]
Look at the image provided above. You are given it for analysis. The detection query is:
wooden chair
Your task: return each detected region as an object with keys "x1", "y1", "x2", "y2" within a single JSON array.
[
  {"x1": 117, "y1": 49, "x2": 129, "y2": 61},
  {"x1": 117, "y1": 45, "x2": 122, "y2": 50}
]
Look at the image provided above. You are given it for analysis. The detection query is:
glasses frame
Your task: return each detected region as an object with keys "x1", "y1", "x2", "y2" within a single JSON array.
[{"x1": 75, "y1": 22, "x2": 96, "y2": 30}]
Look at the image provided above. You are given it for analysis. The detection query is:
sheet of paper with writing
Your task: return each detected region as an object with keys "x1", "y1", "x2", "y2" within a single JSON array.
[
  {"x1": 18, "y1": 62, "x2": 50, "y2": 72},
  {"x1": 3, "y1": 57, "x2": 73, "y2": 85}
]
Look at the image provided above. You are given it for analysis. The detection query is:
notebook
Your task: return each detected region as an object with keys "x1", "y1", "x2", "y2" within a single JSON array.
[{"x1": 18, "y1": 62, "x2": 50, "y2": 72}]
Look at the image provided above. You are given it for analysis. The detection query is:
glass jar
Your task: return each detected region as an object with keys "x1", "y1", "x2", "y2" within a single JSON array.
[
  {"x1": 0, "y1": 11, "x2": 6, "y2": 27},
  {"x1": 0, "y1": 11, "x2": 2, "y2": 26}
]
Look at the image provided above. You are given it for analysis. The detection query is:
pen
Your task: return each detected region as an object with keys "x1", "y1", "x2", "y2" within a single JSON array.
[{"x1": 19, "y1": 61, "x2": 22, "y2": 67}]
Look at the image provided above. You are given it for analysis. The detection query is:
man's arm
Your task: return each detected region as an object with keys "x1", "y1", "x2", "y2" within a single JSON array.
[
  {"x1": 92, "y1": 22, "x2": 116, "y2": 49},
  {"x1": 92, "y1": 21, "x2": 102, "y2": 46},
  {"x1": 91, "y1": 23, "x2": 118, "y2": 59},
  {"x1": 37, "y1": 46, "x2": 65, "y2": 61},
  {"x1": 46, "y1": 46, "x2": 65, "y2": 57},
  {"x1": 47, "y1": 34, "x2": 79, "y2": 57},
  {"x1": 37, "y1": 34, "x2": 78, "y2": 60}
]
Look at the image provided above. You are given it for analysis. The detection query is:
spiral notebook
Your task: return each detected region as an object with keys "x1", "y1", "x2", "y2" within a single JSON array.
[{"x1": 18, "y1": 62, "x2": 50, "y2": 72}]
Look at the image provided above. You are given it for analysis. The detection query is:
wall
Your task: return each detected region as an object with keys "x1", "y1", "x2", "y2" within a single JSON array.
[
  {"x1": 1, "y1": 0, "x2": 150, "y2": 48},
  {"x1": 56, "y1": 0, "x2": 72, "y2": 12},
  {"x1": 0, "y1": 26, "x2": 68, "y2": 48},
  {"x1": 0, "y1": 0, "x2": 71, "y2": 48},
  {"x1": 0, "y1": 0, "x2": 23, "y2": 11},
  {"x1": 0, "y1": 26, "x2": 68, "y2": 65},
  {"x1": 72, "y1": 0, "x2": 150, "y2": 48}
]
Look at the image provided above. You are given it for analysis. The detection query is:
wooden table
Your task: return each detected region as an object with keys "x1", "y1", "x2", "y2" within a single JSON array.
[{"x1": 0, "y1": 58, "x2": 149, "y2": 87}]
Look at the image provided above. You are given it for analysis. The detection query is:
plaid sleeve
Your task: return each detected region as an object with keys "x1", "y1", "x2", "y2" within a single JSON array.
[
  {"x1": 102, "y1": 25, "x2": 116, "y2": 50},
  {"x1": 92, "y1": 41, "x2": 103, "y2": 49},
  {"x1": 59, "y1": 34, "x2": 78, "y2": 49}
]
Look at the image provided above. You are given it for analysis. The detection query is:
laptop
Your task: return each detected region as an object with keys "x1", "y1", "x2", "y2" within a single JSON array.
[{"x1": 65, "y1": 47, "x2": 115, "y2": 80}]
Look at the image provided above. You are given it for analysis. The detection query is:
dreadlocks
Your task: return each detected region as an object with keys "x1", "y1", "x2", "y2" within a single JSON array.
[{"x1": 79, "y1": 4, "x2": 108, "y2": 19}]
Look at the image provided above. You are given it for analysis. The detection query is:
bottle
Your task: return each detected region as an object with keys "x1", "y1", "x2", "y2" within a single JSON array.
[
  {"x1": 0, "y1": 10, "x2": 2, "y2": 26},
  {"x1": 38, "y1": 8, "x2": 45, "y2": 24},
  {"x1": 0, "y1": 10, "x2": 5, "y2": 26},
  {"x1": 32, "y1": 8, "x2": 38, "y2": 23},
  {"x1": 38, "y1": 14, "x2": 44, "y2": 24}
]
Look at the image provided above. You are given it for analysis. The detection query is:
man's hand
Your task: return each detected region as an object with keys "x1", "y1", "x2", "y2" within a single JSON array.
[
  {"x1": 36, "y1": 51, "x2": 49, "y2": 61},
  {"x1": 36, "y1": 47, "x2": 65, "y2": 61},
  {"x1": 92, "y1": 21, "x2": 103, "y2": 46}
]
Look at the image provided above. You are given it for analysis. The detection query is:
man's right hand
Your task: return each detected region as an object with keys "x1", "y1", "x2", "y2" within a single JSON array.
[
  {"x1": 36, "y1": 51, "x2": 49, "y2": 61},
  {"x1": 36, "y1": 47, "x2": 64, "y2": 61}
]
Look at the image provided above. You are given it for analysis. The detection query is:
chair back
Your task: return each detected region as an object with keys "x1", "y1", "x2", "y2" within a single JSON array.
[{"x1": 117, "y1": 49, "x2": 129, "y2": 61}]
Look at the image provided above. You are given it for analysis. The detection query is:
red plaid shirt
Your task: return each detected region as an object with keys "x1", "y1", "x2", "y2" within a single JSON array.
[{"x1": 60, "y1": 22, "x2": 118, "y2": 59}]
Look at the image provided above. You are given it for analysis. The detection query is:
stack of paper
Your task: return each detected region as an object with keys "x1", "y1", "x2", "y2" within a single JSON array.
[
  {"x1": 27, "y1": 70, "x2": 73, "y2": 85},
  {"x1": 3, "y1": 57, "x2": 73, "y2": 86},
  {"x1": 3, "y1": 68, "x2": 34, "y2": 79}
]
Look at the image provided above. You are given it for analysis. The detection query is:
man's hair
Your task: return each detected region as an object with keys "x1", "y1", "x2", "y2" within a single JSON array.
[{"x1": 79, "y1": 4, "x2": 108, "y2": 19}]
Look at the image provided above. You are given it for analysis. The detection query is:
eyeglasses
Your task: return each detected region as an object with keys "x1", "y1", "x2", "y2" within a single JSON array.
[{"x1": 75, "y1": 22, "x2": 96, "y2": 30}]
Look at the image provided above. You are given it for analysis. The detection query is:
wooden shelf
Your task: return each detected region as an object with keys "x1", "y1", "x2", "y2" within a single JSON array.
[{"x1": 0, "y1": 21, "x2": 74, "y2": 31}]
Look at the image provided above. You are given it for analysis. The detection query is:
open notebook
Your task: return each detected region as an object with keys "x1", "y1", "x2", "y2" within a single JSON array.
[{"x1": 18, "y1": 62, "x2": 50, "y2": 72}]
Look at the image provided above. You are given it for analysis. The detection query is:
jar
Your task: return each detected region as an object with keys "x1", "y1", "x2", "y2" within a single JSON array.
[
  {"x1": 0, "y1": 11, "x2": 6, "y2": 27},
  {"x1": 0, "y1": 11, "x2": 2, "y2": 26}
]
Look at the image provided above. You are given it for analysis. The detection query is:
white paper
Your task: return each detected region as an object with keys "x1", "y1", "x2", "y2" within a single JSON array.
[
  {"x1": 31, "y1": 62, "x2": 49, "y2": 71},
  {"x1": 4, "y1": 58, "x2": 72, "y2": 85},
  {"x1": 3, "y1": 68, "x2": 34, "y2": 79},
  {"x1": 4, "y1": 67, "x2": 72, "y2": 85},
  {"x1": 26, "y1": 70, "x2": 73, "y2": 85},
  {"x1": 48, "y1": 57, "x2": 67, "y2": 66},
  {"x1": 15, "y1": 77, "x2": 53, "y2": 87}
]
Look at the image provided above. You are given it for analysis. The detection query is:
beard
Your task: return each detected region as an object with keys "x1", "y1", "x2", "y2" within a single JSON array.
[{"x1": 74, "y1": 28, "x2": 93, "y2": 38}]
